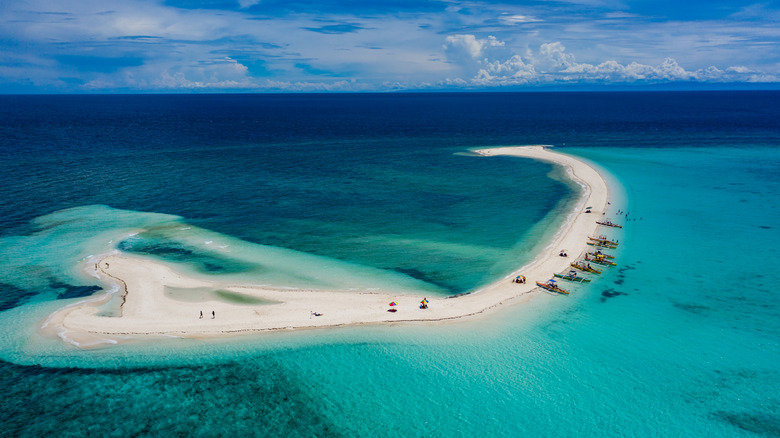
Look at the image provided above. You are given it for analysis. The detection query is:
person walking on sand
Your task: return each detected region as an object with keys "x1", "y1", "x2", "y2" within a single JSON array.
[
  {"x1": 199, "y1": 311, "x2": 203, "y2": 319},
  {"x1": 212, "y1": 310, "x2": 215, "y2": 319}
]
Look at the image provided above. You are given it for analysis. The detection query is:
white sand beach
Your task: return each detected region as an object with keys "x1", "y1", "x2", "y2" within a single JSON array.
[{"x1": 43, "y1": 146, "x2": 612, "y2": 347}]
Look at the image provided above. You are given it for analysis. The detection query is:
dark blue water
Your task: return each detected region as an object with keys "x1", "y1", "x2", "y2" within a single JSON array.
[{"x1": 1, "y1": 91, "x2": 779, "y2": 437}]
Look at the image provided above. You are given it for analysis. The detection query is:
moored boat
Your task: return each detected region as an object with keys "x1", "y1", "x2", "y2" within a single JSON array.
[
  {"x1": 585, "y1": 254, "x2": 617, "y2": 266},
  {"x1": 596, "y1": 219, "x2": 623, "y2": 228},
  {"x1": 554, "y1": 271, "x2": 591, "y2": 283},
  {"x1": 587, "y1": 250, "x2": 615, "y2": 259},
  {"x1": 571, "y1": 262, "x2": 602, "y2": 274},
  {"x1": 588, "y1": 235, "x2": 619, "y2": 246},
  {"x1": 536, "y1": 280, "x2": 570, "y2": 295},
  {"x1": 587, "y1": 241, "x2": 617, "y2": 249}
]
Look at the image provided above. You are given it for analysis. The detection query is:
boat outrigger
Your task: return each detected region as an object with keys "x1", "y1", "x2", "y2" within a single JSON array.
[
  {"x1": 536, "y1": 279, "x2": 570, "y2": 295},
  {"x1": 596, "y1": 219, "x2": 623, "y2": 228},
  {"x1": 585, "y1": 253, "x2": 617, "y2": 266},
  {"x1": 571, "y1": 262, "x2": 602, "y2": 274},
  {"x1": 554, "y1": 271, "x2": 591, "y2": 283}
]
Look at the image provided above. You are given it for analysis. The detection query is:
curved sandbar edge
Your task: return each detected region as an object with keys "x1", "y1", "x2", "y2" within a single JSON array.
[{"x1": 43, "y1": 145, "x2": 613, "y2": 348}]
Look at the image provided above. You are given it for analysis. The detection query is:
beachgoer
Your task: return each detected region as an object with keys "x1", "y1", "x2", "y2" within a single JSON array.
[
  {"x1": 199, "y1": 311, "x2": 203, "y2": 319},
  {"x1": 212, "y1": 310, "x2": 215, "y2": 319}
]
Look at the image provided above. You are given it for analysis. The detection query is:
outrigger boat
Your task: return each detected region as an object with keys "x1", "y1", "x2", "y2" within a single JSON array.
[
  {"x1": 585, "y1": 254, "x2": 617, "y2": 266},
  {"x1": 587, "y1": 241, "x2": 617, "y2": 249},
  {"x1": 571, "y1": 262, "x2": 602, "y2": 274},
  {"x1": 587, "y1": 250, "x2": 615, "y2": 259},
  {"x1": 588, "y1": 235, "x2": 619, "y2": 246},
  {"x1": 596, "y1": 219, "x2": 623, "y2": 228},
  {"x1": 536, "y1": 279, "x2": 569, "y2": 295},
  {"x1": 554, "y1": 271, "x2": 591, "y2": 283}
]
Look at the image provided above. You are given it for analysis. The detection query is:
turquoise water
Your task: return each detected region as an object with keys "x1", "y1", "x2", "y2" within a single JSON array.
[{"x1": 1, "y1": 93, "x2": 779, "y2": 436}]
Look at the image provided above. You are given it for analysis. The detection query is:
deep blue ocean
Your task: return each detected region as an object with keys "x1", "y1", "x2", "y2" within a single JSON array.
[{"x1": 0, "y1": 92, "x2": 778, "y2": 437}]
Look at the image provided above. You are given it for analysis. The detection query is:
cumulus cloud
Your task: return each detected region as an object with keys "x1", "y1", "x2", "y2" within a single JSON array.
[
  {"x1": 82, "y1": 57, "x2": 255, "y2": 90},
  {"x1": 444, "y1": 35, "x2": 779, "y2": 86},
  {"x1": 444, "y1": 34, "x2": 505, "y2": 60}
]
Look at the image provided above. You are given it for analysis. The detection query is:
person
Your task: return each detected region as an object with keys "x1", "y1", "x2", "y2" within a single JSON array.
[
  {"x1": 212, "y1": 310, "x2": 215, "y2": 319},
  {"x1": 199, "y1": 311, "x2": 203, "y2": 319}
]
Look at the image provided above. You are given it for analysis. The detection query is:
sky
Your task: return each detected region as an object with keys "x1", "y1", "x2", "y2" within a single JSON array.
[{"x1": 1, "y1": 0, "x2": 779, "y2": 92}]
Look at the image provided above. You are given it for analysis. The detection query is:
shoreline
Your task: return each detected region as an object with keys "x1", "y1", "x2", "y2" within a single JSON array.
[{"x1": 43, "y1": 146, "x2": 613, "y2": 347}]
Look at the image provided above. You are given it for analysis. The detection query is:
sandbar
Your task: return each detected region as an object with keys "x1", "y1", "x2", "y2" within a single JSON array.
[{"x1": 43, "y1": 146, "x2": 613, "y2": 347}]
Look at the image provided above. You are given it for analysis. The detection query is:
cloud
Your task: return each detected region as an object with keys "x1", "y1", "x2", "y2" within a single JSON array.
[
  {"x1": 498, "y1": 14, "x2": 540, "y2": 25},
  {"x1": 54, "y1": 55, "x2": 145, "y2": 73},
  {"x1": 0, "y1": 0, "x2": 777, "y2": 92},
  {"x1": 444, "y1": 34, "x2": 505, "y2": 61},
  {"x1": 303, "y1": 23, "x2": 364, "y2": 34},
  {"x1": 444, "y1": 35, "x2": 779, "y2": 86},
  {"x1": 82, "y1": 56, "x2": 254, "y2": 90},
  {"x1": 237, "y1": 0, "x2": 261, "y2": 8}
]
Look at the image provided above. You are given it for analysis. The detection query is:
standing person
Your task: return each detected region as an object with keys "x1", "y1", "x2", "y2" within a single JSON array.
[
  {"x1": 199, "y1": 311, "x2": 203, "y2": 319},
  {"x1": 212, "y1": 310, "x2": 215, "y2": 319}
]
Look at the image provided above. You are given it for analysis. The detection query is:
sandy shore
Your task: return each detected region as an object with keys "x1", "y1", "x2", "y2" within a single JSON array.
[{"x1": 43, "y1": 146, "x2": 612, "y2": 347}]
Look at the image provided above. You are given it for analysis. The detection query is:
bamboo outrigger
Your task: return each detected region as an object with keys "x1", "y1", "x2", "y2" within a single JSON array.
[
  {"x1": 554, "y1": 271, "x2": 591, "y2": 283},
  {"x1": 536, "y1": 280, "x2": 570, "y2": 295}
]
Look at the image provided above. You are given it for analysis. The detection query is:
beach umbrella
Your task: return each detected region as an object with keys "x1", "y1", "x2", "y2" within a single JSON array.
[{"x1": 389, "y1": 302, "x2": 397, "y2": 307}]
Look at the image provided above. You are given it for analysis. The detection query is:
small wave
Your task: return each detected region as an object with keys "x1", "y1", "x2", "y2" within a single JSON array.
[{"x1": 57, "y1": 329, "x2": 118, "y2": 348}]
